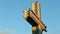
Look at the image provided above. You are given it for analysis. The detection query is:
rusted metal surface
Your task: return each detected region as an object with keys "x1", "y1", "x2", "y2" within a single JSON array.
[{"x1": 30, "y1": 10, "x2": 47, "y2": 32}]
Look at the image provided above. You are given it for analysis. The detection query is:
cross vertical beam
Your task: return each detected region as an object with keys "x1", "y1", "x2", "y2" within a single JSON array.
[{"x1": 23, "y1": 1, "x2": 47, "y2": 34}]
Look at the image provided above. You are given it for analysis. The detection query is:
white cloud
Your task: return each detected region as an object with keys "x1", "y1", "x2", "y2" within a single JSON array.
[{"x1": 0, "y1": 29, "x2": 15, "y2": 34}]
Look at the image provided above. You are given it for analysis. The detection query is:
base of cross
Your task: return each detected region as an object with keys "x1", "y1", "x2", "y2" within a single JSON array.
[{"x1": 32, "y1": 26, "x2": 42, "y2": 34}]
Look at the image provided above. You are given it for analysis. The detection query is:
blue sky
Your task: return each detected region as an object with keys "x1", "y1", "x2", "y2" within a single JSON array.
[{"x1": 0, "y1": 0, "x2": 60, "y2": 34}]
